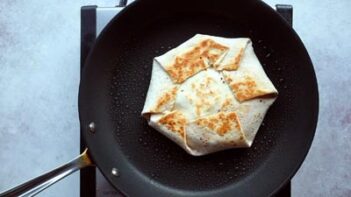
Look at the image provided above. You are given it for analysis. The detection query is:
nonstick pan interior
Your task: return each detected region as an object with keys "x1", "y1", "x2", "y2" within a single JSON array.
[{"x1": 79, "y1": 0, "x2": 318, "y2": 196}]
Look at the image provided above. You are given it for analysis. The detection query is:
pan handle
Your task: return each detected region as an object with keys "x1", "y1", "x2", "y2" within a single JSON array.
[{"x1": 0, "y1": 149, "x2": 93, "y2": 197}]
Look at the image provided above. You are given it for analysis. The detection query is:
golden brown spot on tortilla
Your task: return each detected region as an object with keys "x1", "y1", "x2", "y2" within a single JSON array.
[
  {"x1": 195, "y1": 112, "x2": 241, "y2": 136},
  {"x1": 221, "y1": 98, "x2": 233, "y2": 111},
  {"x1": 229, "y1": 140, "x2": 237, "y2": 146},
  {"x1": 154, "y1": 87, "x2": 178, "y2": 112},
  {"x1": 221, "y1": 48, "x2": 245, "y2": 71},
  {"x1": 205, "y1": 77, "x2": 214, "y2": 86},
  {"x1": 226, "y1": 76, "x2": 268, "y2": 102},
  {"x1": 165, "y1": 39, "x2": 229, "y2": 83},
  {"x1": 207, "y1": 122, "x2": 215, "y2": 130},
  {"x1": 191, "y1": 83, "x2": 196, "y2": 90},
  {"x1": 195, "y1": 104, "x2": 201, "y2": 117},
  {"x1": 194, "y1": 96, "x2": 213, "y2": 117},
  {"x1": 158, "y1": 111, "x2": 186, "y2": 137},
  {"x1": 189, "y1": 76, "x2": 221, "y2": 117}
]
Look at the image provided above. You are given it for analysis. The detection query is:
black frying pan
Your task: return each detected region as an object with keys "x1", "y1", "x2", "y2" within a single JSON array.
[{"x1": 1, "y1": 0, "x2": 318, "y2": 196}]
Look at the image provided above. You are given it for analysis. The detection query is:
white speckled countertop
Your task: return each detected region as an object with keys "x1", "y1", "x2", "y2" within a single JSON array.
[{"x1": 0, "y1": 0, "x2": 350, "y2": 196}]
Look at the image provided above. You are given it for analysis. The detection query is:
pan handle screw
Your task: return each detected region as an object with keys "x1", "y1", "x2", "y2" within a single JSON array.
[
  {"x1": 88, "y1": 122, "x2": 96, "y2": 133},
  {"x1": 111, "y1": 168, "x2": 119, "y2": 176}
]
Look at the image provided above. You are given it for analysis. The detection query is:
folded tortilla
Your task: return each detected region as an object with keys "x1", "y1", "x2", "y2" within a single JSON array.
[{"x1": 142, "y1": 34, "x2": 278, "y2": 156}]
